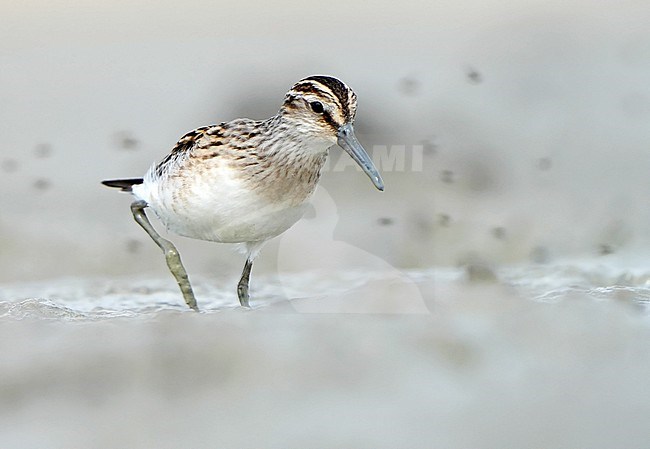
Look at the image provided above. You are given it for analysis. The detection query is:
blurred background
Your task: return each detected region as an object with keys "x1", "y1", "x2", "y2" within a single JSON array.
[
  {"x1": 3, "y1": 0, "x2": 650, "y2": 282},
  {"x1": 3, "y1": 1, "x2": 650, "y2": 448}
]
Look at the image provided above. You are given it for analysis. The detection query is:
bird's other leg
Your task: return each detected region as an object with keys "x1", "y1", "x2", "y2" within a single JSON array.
[
  {"x1": 130, "y1": 200, "x2": 199, "y2": 311},
  {"x1": 237, "y1": 257, "x2": 253, "y2": 308},
  {"x1": 236, "y1": 241, "x2": 266, "y2": 308}
]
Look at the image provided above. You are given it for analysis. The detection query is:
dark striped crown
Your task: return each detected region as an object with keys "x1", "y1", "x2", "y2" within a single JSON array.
[{"x1": 283, "y1": 75, "x2": 358, "y2": 129}]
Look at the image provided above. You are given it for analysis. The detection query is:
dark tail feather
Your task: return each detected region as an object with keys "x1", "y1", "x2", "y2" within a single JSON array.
[{"x1": 101, "y1": 178, "x2": 144, "y2": 192}]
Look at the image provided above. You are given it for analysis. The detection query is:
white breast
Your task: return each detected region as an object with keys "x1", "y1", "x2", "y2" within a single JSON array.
[{"x1": 131, "y1": 163, "x2": 310, "y2": 244}]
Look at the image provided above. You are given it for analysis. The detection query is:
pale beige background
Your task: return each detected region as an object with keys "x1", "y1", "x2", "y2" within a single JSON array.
[
  {"x1": 2, "y1": 0, "x2": 650, "y2": 282},
  {"x1": 3, "y1": 2, "x2": 650, "y2": 448}
]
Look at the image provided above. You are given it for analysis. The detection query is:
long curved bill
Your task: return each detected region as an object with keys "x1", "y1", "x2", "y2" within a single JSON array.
[{"x1": 337, "y1": 123, "x2": 384, "y2": 191}]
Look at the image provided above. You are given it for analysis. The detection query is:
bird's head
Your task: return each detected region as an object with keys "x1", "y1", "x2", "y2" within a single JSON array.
[{"x1": 280, "y1": 75, "x2": 383, "y2": 191}]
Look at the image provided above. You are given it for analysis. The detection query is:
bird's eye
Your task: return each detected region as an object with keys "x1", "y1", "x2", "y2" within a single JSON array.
[{"x1": 310, "y1": 101, "x2": 324, "y2": 114}]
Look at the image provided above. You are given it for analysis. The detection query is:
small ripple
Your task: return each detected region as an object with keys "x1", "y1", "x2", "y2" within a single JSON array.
[{"x1": 0, "y1": 299, "x2": 87, "y2": 321}]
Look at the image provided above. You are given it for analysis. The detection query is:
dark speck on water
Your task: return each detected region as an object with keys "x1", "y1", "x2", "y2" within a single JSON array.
[
  {"x1": 599, "y1": 243, "x2": 616, "y2": 255},
  {"x1": 466, "y1": 67, "x2": 482, "y2": 84},
  {"x1": 464, "y1": 262, "x2": 497, "y2": 283},
  {"x1": 491, "y1": 227, "x2": 506, "y2": 240},
  {"x1": 114, "y1": 131, "x2": 140, "y2": 150},
  {"x1": 441, "y1": 170, "x2": 455, "y2": 184},
  {"x1": 377, "y1": 217, "x2": 394, "y2": 226},
  {"x1": 438, "y1": 213, "x2": 451, "y2": 227},
  {"x1": 530, "y1": 245, "x2": 550, "y2": 264},
  {"x1": 126, "y1": 239, "x2": 142, "y2": 254},
  {"x1": 398, "y1": 77, "x2": 420, "y2": 96},
  {"x1": 537, "y1": 157, "x2": 552, "y2": 171},
  {"x1": 33, "y1": 178, "x2": 51, "y2": 191},
  {"x1": 421, "y1": 138, "x2": 437, "y2": 156},
  {"x1": 34, "y1": 143, "x2": 53, "y2": 158},
  {"x1": 1, "y1": 159, "x2": 18, "y2": 173}
]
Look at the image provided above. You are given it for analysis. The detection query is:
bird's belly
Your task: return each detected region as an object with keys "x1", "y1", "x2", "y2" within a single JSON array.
[
  {"x1": 173, "y1": 200, "x2": 307, "y2": 243},
  {"x1": 208, "y1": 204, "x2": 307, "y2": 243},
  {"x1": 135, "y1": 176, "x2": 309, "y2": 243}
]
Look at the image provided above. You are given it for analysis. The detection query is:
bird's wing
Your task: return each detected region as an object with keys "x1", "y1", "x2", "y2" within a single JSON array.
[{"x1": 153, "y1": 125, "x2": 220, "y2": 177}]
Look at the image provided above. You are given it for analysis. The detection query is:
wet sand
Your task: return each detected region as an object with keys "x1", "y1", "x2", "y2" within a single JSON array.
[{"x1": 2, "y1": 261, "x2": 650, "y2": 448}]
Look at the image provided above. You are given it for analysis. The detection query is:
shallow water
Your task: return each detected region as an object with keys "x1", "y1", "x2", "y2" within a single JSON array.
[
  {"x1": 2, "y1": 260, "x2": 650, "y2": 448},
  {"x1": 3, "y1": 0, "x2": 650, "y2": 446}
]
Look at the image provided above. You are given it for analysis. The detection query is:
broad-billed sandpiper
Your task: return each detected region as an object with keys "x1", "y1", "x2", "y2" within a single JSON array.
[{"x1": 102, "y1": 75, "x2": 383, "y2": 310}]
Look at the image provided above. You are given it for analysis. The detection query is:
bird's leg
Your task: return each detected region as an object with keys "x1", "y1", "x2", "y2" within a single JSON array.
[
  {"x1": 130, "y1": 200, "x2": 199, "y2": 311},
  {"x1": 237, "y1": 257, "x2": 253, "y2": 308}
]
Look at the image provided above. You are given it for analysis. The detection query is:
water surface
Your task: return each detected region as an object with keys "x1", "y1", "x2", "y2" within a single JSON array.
[{"x1": 2, "y1": 261, "x2": 649, "y2": 448}]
